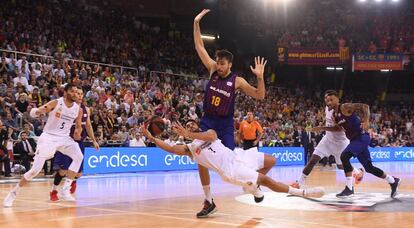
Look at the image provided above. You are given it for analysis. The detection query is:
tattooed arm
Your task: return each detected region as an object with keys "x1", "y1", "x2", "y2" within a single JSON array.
[{"x1": 341, "y1": 103, "x2": 370, "y2": 130}]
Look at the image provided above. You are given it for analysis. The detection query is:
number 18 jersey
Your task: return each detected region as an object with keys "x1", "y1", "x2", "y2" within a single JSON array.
[{"x1": 203, "y1": 71, "x2": 237, "y2": 117}]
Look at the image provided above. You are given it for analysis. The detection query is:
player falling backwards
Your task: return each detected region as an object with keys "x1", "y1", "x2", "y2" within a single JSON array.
[
  {"x1": 194, "y1": 8, "x2": 267, "y2": 217},
  {"x1": 141, "y1": 120, "x2": 325, "y2": 212},
  {"x1": 312, "y1": 90, "x2": 400, "y2": 198}
]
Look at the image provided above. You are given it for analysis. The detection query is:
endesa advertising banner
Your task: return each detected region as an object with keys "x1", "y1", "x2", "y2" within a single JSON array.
[
  {"x1": 351, "y1": 147, "x2": 414, "y2": 163},
  {"x1": 352, "y1": 53, "x2": 404, "y2": 71},
  {"x1": 83, "y1": 147, "x2": 305, "y2": 175},
  {"x1": 278, "y1": 47, "x2": 349, "y2": 66},
  {"x1": 82, "y1": 147, "x2": 413, "y2": 175}
]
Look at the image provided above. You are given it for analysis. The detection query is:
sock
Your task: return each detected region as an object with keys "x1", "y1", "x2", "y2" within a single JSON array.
[
  {"x1": 352, "y1": 167, "x2": 361, "y2": 175},
  {"x1": 346, "y1": 176, "x2": 353, "y2": 190},
  {"x1": 298, "y1": 173, "x2": 307, "y2": 187},
  {"x1": 288, "y1": 186, "x2": 305, "y2": 196},
  {"x1": 62, "y1": 178, "x2": 74, "y2": 191},
  {"x1": 52, "y1": 185, "x2": 59, "y2": 191},
  {"x1": 202, "y1": 185, "x2": 212, "y2": 203},
  {"x1": 53, "y1": 173, "x2": 64, "y2": 186},
  {"x1": 12, "y1": 183, "x2": 20, "y2": 194},
  {"x1": 385, "y1": 175, "x2": 395, "y2": 184}
]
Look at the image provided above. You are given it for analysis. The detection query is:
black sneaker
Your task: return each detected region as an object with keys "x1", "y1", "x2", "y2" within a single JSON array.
[
  {"x1": 196, "y1": 199, "x2": 217, "y2": 218},
  {"x1": 390, "y1": 177, "x2": 401, "y2": 198},
  {"x1": 254, "y1": 186, "x2": 264, "y2": 203},
  {"x1": 336, "y1": 186, "x2": 354, "y2": 198}
]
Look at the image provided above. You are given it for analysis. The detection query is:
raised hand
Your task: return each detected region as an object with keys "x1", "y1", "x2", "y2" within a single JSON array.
[
  {"x1": 250, "y1": 56, "x2": 267, "y2": 79},
  {"x1": 172, "y1": 122, "x2": 188, "y2": 138},
  {"x1": 140, "y1": 123, "x2": 153, "y2": 140},
  {"x1": 194, "y1": 9, "x2": 210, "y2": 23}
]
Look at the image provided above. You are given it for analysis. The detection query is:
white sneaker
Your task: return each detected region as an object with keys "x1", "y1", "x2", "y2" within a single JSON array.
[
  {"x1": 242, "y1": 184, "x2": 264, "y2": 202},
  {"x1": 4, "y1": 191, "x2": 16, "y2": 207},
  {"x1": 304, "y1": 187, "x2": 325, "y2": 198},
  {"x1": 252, "y1": 186, "x2": 264, "y2": 198},
  {"x1": 59, "y1": 189, "x2": 75, "y2": 201}
]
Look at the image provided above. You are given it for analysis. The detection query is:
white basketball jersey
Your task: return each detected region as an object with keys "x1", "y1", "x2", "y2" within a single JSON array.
[
  {"x1": 324, "y1": 106, "x2": 348, "y2": 141},
  {"x1": 187, "y1": 139, "x2": 235, "y2": 174},
  {"x1": 43, "y1": 97, "x2": 80, "y2": 136}
]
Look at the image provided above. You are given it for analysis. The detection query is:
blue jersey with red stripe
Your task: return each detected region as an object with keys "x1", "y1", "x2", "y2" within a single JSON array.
[
  {"x1": 334, "y1": 104, "x2": 363, "y2": 140},
  {"x1": 203, "y1": 71, "x2": 237, "y2": 117},
  {"x1": 70, "y1": 104, "x2": 88, "y2": 141}
]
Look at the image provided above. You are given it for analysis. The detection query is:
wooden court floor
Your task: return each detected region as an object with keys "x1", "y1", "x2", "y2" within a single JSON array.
[{"x1": 0, "y1": 162, "x2": 413, "y2": 228}]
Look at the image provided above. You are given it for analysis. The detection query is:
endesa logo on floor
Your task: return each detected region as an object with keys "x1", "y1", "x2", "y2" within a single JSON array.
[
  {"x1": 259, "y1": 147, "x2": 305, "y2": 166},
  {"x1": 83, "y1": 147, "x2": 197, "y2": 175},
  {"x1": 350, "y1": 147, "x2": 414, "y2": 163}
]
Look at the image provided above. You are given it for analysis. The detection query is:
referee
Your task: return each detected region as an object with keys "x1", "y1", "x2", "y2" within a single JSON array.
[{"x1": 238, "y1": 112, "x2": 264, "y2": 150}]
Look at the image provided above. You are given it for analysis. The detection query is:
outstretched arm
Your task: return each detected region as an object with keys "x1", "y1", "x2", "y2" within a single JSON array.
[
  {"x1": 194, "y1": 9, "x2": 216, "y2": 75},
  {"x1": 236, "y1": 57, "x2": 267, "y2": 100},
  {"x1": 172, "y1": 122, "x2": 217, "y2": 142},
  {"x1": 140, "y1": 124, "x2": 190, "y2": 156},
  {"x1": 30, "y1": 100, "x2": 58, "y2": 117},
  {"x1": 311, "y1": 125, "x2": 343, "y2": 133}
]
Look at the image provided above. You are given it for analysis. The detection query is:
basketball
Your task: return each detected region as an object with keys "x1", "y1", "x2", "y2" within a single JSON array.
[{"x1": 146, "y1": 116, "x2": 165, "y2": 137}]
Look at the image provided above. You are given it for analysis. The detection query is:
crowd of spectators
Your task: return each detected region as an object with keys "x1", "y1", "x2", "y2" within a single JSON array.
[
  {"x1": 271, "y1": 1, "x2": 414, "y2": 53},
  {"x1": 0, "y1": 0, "x2": 413, "y2": 177}
]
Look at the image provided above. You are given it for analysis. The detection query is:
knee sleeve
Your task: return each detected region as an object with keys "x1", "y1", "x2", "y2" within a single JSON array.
[
  {"x1": 23, "y1": 157, "x2": 46, "y2": 181},
  {"x1": 340, "y1": 151, "x2": 354, "y2": 173},
  {"x1": 363, "y1": 163, "x2": 384, "y2": 178}
]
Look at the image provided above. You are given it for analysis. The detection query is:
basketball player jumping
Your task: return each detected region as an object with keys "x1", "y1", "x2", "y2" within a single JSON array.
[
  {"x1": 313, "y1": 90, "x2": 401, "y2": 198},
  {"x1": 141, "y1": 121, "x2": 325, "y2": 208},
  {"x1": 50, "y1": 87, "x2": 100, "y2": 201},
  {"x1": 293, "y1": 90, "x2": 365, "y2": 189},
  {"x1": 194, "y1": 9, "x2": 267, "y2": 217},
  {"x1": 4, "y1": 83, "x2": 84, "y2": 207}
]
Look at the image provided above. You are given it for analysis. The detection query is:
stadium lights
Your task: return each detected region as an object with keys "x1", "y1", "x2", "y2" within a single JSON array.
[
  {"x1": 336, "y1": 67, "x2": 344, "y2": 71},
  {"x1": 375, "y1": 0, "x2": 383, "y2": 2},
  {"x1": 326, "y1": 67, "x2": 343, "y2": 71},
  {"x1": 380, "y1": 69, "x2": 391, "y2": 72},
  {"x1": 326, "y1": 67, "x2": 335, "y2": 71},
  {"x1": 201, "y1": 34, "x2": 216, "y2": 40}
]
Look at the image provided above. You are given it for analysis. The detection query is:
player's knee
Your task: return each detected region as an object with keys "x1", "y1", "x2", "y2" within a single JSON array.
[
  {"x1": 363, "y1": 164, "x2": 375, "y2": 174},
  {"x1": 265, "y1": 154, "x2": 276, "y2": 167},
  {"x1": 256, "y1": 173, "x2": 269, "y2": 186},
  {"x1": 23, "y1": 166, "x2": 42, "y2": 181},
  {"x1": 72, "y1": 152, "x2": 84, "y2": 163}
]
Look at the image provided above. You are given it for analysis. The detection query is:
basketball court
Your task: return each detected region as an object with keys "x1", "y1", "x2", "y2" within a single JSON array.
[{"x1": 1, "y1": 162, "x2": 413, "y2": 227}]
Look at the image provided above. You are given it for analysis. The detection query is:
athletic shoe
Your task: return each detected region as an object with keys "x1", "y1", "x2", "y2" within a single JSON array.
[
  {"x1": 243, "y1": 185, "x2": 264, "y2": 203},
  {"x1": 70, "y1": 181, "x2": 77, "y2": 194},
  {"x1": 3, "y1": 191, "x2": 16, "y2": 207},
  {"x1": 336, "y1": 186, "x2": 354, "y2": 198},
  {"x1": 196, "y1": 199, "x2": 217, "y2": 218},
  {"x1": 390, "y1": 177, "x2": 401, "y2": 198},
  {"x1": 59, "y1": 188, "x2": 75, "y2": 201},
  {"x1": 50, "y1": 190, "x2": 59, "y2": 201},
  {"x1": 353, "y1": 168, "x2": 365, "y2": 185},
  {"x1": 253, "y1": 186, "x2": 264, "y2": 203},
  {"x1": 303, "y1": 187, "x2": 325, "y2": 198}
]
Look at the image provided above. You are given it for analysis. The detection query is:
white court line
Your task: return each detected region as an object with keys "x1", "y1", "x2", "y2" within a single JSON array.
[
  {"x1": 3, "y1": 193, "x2": 355, "y2": 228},
  {"x1": 48, "y1": 206, "x2": 243, "y2": 227}
]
